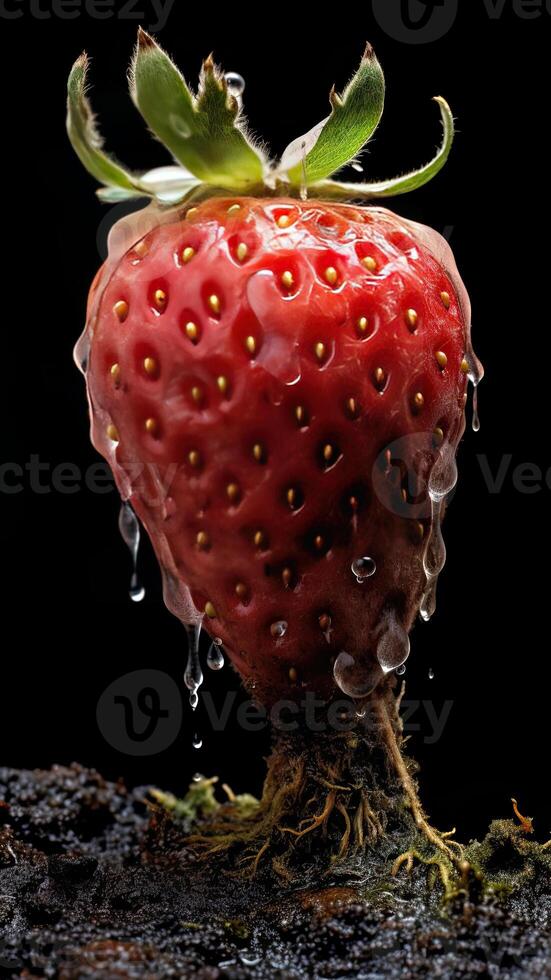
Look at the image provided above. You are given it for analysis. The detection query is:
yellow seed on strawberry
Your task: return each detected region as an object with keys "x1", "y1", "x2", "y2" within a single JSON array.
[{"x1": 113, "y1": 300, "x2": 128, "y2": 322}]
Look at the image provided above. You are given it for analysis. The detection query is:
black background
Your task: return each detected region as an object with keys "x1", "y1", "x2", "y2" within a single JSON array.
[{"x1": 1, "y1": 1, "x2": 550, "y2": 842}]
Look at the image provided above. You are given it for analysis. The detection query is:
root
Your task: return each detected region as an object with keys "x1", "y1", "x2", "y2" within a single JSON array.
[
  {"x1": 160, "y1": 681, "x2": 466, "y2": 892},
  {"x1": 390, "y1": 847, "x2": 462, "y2": 900},
  {"x1": 186, "y1": 712, "x2": 396, "y2": 878},
  {"x1": 375, "y1": 695, "x2": 465, "y2": 874}
]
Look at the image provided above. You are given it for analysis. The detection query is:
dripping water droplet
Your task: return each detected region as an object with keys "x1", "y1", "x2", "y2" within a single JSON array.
[
  {"x1": 207, "y1": 642, "x2": 225, "y2": 671},
  {"x1": 351, "y1": 556, "x2": 377, "y2": 582},
  {"x1": 192, "y1": 733, "x2": 203, "y2": 750},
  {"x1": 74, "y1": 332, "x2": 90, "y2": 375},
  {"x1": 420, "y1": 580, "x2": 437, "y2": 622},
  {"x1": 396, "y1": 664, "x2": 406, "y2": 676},
  {"x1": 224, "y1": 71, "x2": 245, "y2": 97},
  {"x1": 333, "y1": 651, "x2": 382, "y2": 699},
  {"x1": 184, "y1": 620, "x2": 204, "y2": 710},
  {"x1": 118, "y1": 502, "x2": 145, "y2": 603},
  {"x1": 375, "y1": 608, "x2": 410, "y2": 674},
  {"x1": 351, "y1": 161, "x2": 363, "y2": 173},
  {"x1": 129, "y1": 575, "x2": 145, "y2": 603},
  {"x1": 472, "y1": 385, "x2": 480, "y2": 432},
  {"x1": 428, "y1": 667, "x2": 435, "y2": 680},
  {"x1": 420, "y1": 487, "x2": 447, "y2": 621},
  {"x1": 192, "y1": 772, "x2": 203, "y2": 783},
  {"x1": 464, "y1": 351, "x2": 483, "y2": 433}
]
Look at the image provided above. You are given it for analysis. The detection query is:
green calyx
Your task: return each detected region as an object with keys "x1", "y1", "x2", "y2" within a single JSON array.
[{"x1": 67, "y1": 31, "x2": 455, "y2": 206}]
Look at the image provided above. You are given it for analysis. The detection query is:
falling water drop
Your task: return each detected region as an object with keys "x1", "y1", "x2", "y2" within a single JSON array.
[
  {"x1": 351, "y1": 556, "x2": 377, "y2": 582},
  {"x1": 207, "y1": 642, "x2": 225, "y2": 671},
  {"x1": 118, "y1": 502, "x2": 145, "y2": 602},
  {"x1": 428, "y1": 667, "x2": 435, "y2": 680},
  {"x1": 192, "y1": 772, "x2": 203, "y2": 783},
  {"x1": 224, "y1": 71, "x2": 245, "y2": 97},
  {"x1": 396, "y1": 664, "x2": 406, "y2": 676},
  {"x1": 351, "y1": 161, "x2": 364, "y2": 173},
  {"x1": 192, "y1": 734, "x2": 203, "y2": 750},
  {"x1": 184, "y1": 620, "x2": 204, "y2": 710}
]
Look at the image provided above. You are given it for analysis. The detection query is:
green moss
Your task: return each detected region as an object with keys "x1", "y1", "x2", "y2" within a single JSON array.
[
  {"x1": 150, "y1": 777, "x2": 260, "y2": 827},
  {"x1": 466, "y1": 820, "x2": 551, "y2": 897}
]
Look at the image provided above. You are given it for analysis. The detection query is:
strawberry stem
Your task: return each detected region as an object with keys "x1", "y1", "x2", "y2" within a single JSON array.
[{"x1": 67, "y1": 35, "x2": 455, "y2": 207}]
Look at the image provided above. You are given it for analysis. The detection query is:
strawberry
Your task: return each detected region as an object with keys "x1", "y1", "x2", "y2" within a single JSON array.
[{"x1": 68, "y1": 34, "x2": 482, "y2": 704}]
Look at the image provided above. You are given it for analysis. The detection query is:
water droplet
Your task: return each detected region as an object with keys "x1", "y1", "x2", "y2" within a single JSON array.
[
  {"x1": 184, "y1": 621, "x2": 204, "y2": 710},
  {"x1": 375, "y1": 608, "x2": 410, "y2": 674},
  {"x1": 169, "y1": 113, "x2": 191, "y2": 138},
  {"x1": 472, "y1": 385, "x2": 480, "y2": 432},
  {"x1": 118, "y1": 502, "x2": 145, "y2": 603},
  {"x1": 396, "y1": 664, "x2": 406, "y2": 676},
  {"x1": 192, "y1": 772, "x2": 203, "y2": 782},
  {"x1": 420, "y1": 580, "x2": 437, "y2": 622},
  {"x1": 74, "y1": 333, "x2": 90, "y2": 375},
  {"x1": 429, "y1": 450, "x2": 458, "y2": 502},
  {"x1": 351, "y1": 556, "x2": 377, "y2": 582},
  {"x1": 207, "y1": 643, "x2": 225, "y2": 671},
  {"x1": 333, "y1": 651, "x2": 382, "y2": 699},
  {"x1": 420, "y1": 492, "x2": 446, "y2": 621},
  {"x1": 428, "y1": 667, "x2": 435, "y2": 680},
  {"x1": 423, "y1": 499, "x2": 446, "y2": 579},
  {"x1": 239, "y1": 952, "x2": 262, "y2": 967},
  {"x1": 351, "y1": 161, "x2": 363, "y2": 173},
  {"x1": 224, "y1": 71, "x2": 245, "y2": 97},
  {"x1": 270, "y1": 620, "x2": 287, "y2": 638},
  {"x1": 192, "y1": 733, "x2": 203, "y2": 750},
  {"x1": 129, "y1": 574, "x2": 145, "y2": 603}
]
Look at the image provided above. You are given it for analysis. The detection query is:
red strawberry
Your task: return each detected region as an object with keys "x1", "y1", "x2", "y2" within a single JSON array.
[
  {"x1": 82, "y1": 197, "x2": 472, "y2": 702},
  {"x1": 68, "y1": 35, "x2": 482, "y2": 704}
]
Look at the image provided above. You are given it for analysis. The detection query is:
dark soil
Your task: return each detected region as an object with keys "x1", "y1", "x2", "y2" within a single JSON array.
[{"x1": 0, "y1": 764, "x2": 550, "y2": 979}]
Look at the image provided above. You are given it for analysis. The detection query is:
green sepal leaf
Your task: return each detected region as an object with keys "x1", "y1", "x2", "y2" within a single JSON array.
[
  {"x1": 315, "y1": 97, "x2": 454, "y2": 200},
  {"x1": 281, "y1": 44, "x2": 385, "y2": 186},
  {"x1": 130, "y1": 29, "x2": 265, "y2": 188},
  {"x1": 67, "y1": 53, "x2": 145, "y2": 196}
]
